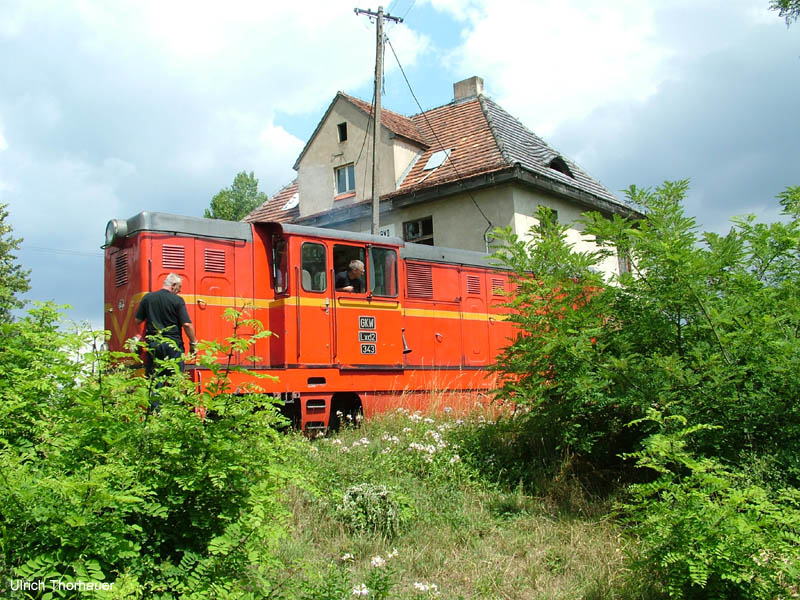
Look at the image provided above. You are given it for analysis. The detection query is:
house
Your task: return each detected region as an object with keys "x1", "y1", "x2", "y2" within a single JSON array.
[{"x1": 246, "y1": 76, "x2": 640, "y2": 277}]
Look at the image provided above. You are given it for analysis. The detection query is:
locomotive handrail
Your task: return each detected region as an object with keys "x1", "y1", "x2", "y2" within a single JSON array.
[{"x1": 295, "y1": 266, "x2": 302, "y2": 361}]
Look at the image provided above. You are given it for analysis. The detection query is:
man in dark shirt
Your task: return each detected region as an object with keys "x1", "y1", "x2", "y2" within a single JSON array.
[
  {"x1": 135, "y1": 273, "x2": 197, "y2": 377},
  {"x1": 335, "y1": 259, "x2": 365, "y2": 293}
]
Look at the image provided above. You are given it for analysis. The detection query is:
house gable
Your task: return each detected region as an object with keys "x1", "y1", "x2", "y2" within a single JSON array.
[{"x1": 246, "y1": 76, "x2": 642, "y2": 279}]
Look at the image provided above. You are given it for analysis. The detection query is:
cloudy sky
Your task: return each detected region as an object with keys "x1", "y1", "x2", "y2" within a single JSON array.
[{"x1": 1, "y1": 0, "x2": 798, "y2": 327}]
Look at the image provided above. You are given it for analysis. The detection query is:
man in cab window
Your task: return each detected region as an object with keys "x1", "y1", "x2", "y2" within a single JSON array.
[{"x1": 335, "y1": 259, "x2": 365, "y2": 293}]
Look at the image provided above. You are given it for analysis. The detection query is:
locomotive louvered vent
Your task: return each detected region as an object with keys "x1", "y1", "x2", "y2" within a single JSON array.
[
  {"x1": 407, "y1": 263, "x2": 433, "y2": 298},
  {"x1": 466, "y1": 275, "x2": 481, "y2": 295},
  {"x1": 162, "y1": 244, "x2": 185, "y2": 270},
  {"x1": 114, "y1": 252, "x2": 128, "y2": 287},
  {"x1": 204, "y1": 248, "x2": 226, "y2": 273},
  {"x1": 491, "y1": 278, "x2": 504, "y2": 294}
]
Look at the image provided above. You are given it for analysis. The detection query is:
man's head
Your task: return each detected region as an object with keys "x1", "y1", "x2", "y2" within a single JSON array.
[
  {"x1": 347, "y1": 260, "x2": 365, "y2": 281},
  {"x1": 163, "y1": 273, "x2": 183, "y2": 293}
]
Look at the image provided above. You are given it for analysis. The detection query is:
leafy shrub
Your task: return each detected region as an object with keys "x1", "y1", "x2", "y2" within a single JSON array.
[
  {"x1": 490, "y1": 183, "x2": 800, "y2": 483},
  {"x1": 0, "y1": 304, "x2": 305, "y2": 597},
  {"x1": 620, "y1": 412, "x2": 800, "y2": 599},
  {"x1": 335, "y1": 483, "x2": 403, "y2": 537}
]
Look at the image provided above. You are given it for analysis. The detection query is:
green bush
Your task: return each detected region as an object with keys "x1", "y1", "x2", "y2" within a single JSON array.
[
  {"x1": 0, "y1": 304, "x2": 305, "y2": 597},
  {"x1": 620, "y1": 412, "x2": 800, "y2": 599},
  {"x1": 490, "y1": 183, "x2": 800, "y2": 483}
]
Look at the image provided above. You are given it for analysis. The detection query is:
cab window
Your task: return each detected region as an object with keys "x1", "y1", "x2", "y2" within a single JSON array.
[
  {"x1": 333, "y1": 245, "x2": 366, "y2": 293},
  {"x1": 301, "y1": 242, "x2": 327, "y2": 292},
  {"x1": 369, "y1": 247, "x2": 398, "y2": 297},
  {"x1": 272, "y1": 237, "x2": 288, "y2": 294}
]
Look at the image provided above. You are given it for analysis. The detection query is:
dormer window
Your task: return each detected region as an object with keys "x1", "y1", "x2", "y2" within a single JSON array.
[
  {"x1": 337, "y1": 122, "x2": 348, "y2": 142},
  {"x1": 548, "y1": 156, "x2": 573, "y2": 178}
]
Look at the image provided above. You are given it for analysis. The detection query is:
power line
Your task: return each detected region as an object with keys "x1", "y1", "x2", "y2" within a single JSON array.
[
  {"x1": 401, "y1": 0, "x2": 417, "y2": 20},
  {"x1": 357, "y1": 89, "x2": 376, "y2": 202},
  {"x1": 385, "y1": 36, "x2": 493, "y2": 238},
  {"x1": 26, "y1": 245, "x2": 104, "y2": 258}
]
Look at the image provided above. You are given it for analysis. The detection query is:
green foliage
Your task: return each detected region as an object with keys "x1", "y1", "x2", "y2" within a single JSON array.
[
  {"x1": 0, "y1": 304, "x2": 305, "y2": 597},
  {"x1": 204, "y1": 171, "x2": 267, "y2": 221},
  {"x1": 770, "y1": 0, "x2": 800, "y2": 24},
  {"x1": 490, "y1": 182, "x2": 800, "y2": 482},
  {"x1": 335, "y1": 483, "x2": 403, "y2": 537},
  {"x1": 620, "y1": 412, "x2": 800, "y2": 599},
  {"x1": 0, "y1": 202, "x2": 31, "y2": 321}
]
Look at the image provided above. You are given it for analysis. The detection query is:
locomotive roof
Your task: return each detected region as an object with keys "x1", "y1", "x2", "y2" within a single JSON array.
[
  {"x1": 120, "y1": 211, "x2": 253, "y2": 242},
  {"x1": 269, "y1": 222, "x2": 505, "y2": 270},
  {"x1": 115, "y1": 213, "x2": 505, "y2": 270}
]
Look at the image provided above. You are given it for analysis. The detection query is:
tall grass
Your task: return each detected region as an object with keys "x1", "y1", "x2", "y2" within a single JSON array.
[{"x1": 276, "y1": 407, "x2": 664, "y2": 599}]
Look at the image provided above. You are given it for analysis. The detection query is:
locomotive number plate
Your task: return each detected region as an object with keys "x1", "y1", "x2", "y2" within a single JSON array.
[
  {"x1": 360, "y1": 343, "x2": 377, "y2": 355},
  {"x1": 358, "y1": 316, "x2": 376, "y2": 329},
  {"x1": 358, "y1": 331, "x2": 378, "y2": 342}
]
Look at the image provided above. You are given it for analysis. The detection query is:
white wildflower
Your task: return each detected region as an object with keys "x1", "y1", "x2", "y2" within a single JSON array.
[
  {"x1": 340, "y1": 446, "x2": 350, "y2": 453},
  {"x1": 402, "y1": 427, "x2": 412, "y2": 433},
  {"x1": 381, "y1": 447, "x2": 392, "y2": 454},
  {"x1": 341, "y1": 553, "x2": 354, "y2": 562},
  {"x1": 423, "y1": 417, "x2": 435, "y2": 424},
  {"x1": 360, "y1": 437, "x2": 370, "y2": 444},
  {"x1": 387, "y1": 548, "x2": 399, "y2": 558},
  {"x1": 450, "y1": 454, "x2": 461, "y2": 464},
  {"x1": 413, "y1": 581, "x2": 439, "y2": 595},
  {"x1": 370, "y1": 555, "x2": 386, "y2": 568},
  {"x1": 332, "y1": 439, "x2": 343, "y2": 445},
  {"x1": 352, "y1": 583, "x2": 369, "y2": 596},
  {"x1": 444, "y1": 406, "x2": 452, "y2": 414}
]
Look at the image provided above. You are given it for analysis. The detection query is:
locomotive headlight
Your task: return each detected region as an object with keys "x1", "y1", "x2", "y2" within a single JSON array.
[{"x1": 104, "y1": 219, "x2": 127, "y2": 247}]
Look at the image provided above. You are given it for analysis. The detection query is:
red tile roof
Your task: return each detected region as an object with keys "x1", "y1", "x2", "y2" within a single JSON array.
[
  {"x1": 395, "y1": 98, "x2": 507, "y2": 193},
  {"x1": 248, "y1": 90, "x2": 633, "y2": 224},
  {"x1": 340, "y1": 92, "x2": 428, "y2": 147},
  {"x1": 244, "y1": 180, "x2": 298, "y2": 223}
]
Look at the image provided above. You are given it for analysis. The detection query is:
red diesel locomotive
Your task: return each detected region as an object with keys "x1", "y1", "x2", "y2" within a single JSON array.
[{"x1": 103, "y1": 212, "x2": 516, "y2": 431}]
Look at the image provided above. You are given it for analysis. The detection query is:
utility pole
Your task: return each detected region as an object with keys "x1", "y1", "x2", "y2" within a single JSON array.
[{"x1": 355, "y1": 6, "x2": 402, "y2": 235}]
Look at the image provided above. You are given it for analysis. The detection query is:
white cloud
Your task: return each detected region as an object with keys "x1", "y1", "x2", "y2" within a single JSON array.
[{"x1": 440, "y1": 0, "x2": 671, "y2": 135}]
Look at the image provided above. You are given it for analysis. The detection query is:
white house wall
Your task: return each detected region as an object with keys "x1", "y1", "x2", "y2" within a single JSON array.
[{"x1": 512, "y1": 187, "x2": 620, "y2": 278}]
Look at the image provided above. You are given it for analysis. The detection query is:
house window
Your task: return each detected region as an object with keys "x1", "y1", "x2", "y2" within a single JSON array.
[
  {"x1": 335, "y1": 164, "x2": 355, "y2": 196},
  {"x1": 337, "y1": 122, "x2": 348, "y2": 142},
  {"x1": 403, "y1": 216, "x2": 433, "y2": 246},
  {"x1": 618, "y1": 252, "x2": 631, "y2": 275}
]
